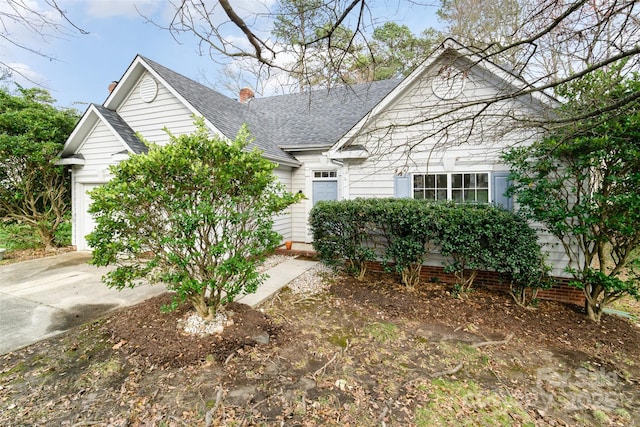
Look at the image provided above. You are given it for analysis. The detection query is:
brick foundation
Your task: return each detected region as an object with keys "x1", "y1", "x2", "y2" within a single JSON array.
[
  {"x1": 275, "y1": 245, "x2": 585, "y2": 307},
  {"x1": 365, "y1": 261, "x2": 585, "y2": 307}
]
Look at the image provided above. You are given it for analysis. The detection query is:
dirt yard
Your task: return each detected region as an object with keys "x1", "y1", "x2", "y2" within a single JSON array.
[{"x1": 1, "y1": 261, "x2": 639, "y2": 426}]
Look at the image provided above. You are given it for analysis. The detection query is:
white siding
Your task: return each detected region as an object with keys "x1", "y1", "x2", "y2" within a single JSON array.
[
  {"x1": 273, "y1": 166, "x2": 293, "y2": 242},
  {"x1": 117, "y1": 71, "x2": 197, "y2": 144},
  {"x1": 74, "y1": 121, "x2": 127, "y2": 182},
  {"x1": 70, "y1": 120, "x2": 126, "y2": 249},
  {"x1": 338, "y1": 55, "x2": 570, "y2": 276}
]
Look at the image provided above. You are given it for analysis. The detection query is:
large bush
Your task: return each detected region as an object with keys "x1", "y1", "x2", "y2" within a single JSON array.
[
  {"x1": 438, "y1": 204, "x2": 494, "y2": 292},
  {"x1": 88, "y1": 121, "x2": 303, "y2": 319},
  {"x1": 0, "y1": 87, "x2": 77, "y2": 250},
  {"x1": 309, "y1": 199, "x2": 376, "y2": 280},
  {"x1": 503, "y1": 68, "x2": 640, "y2": 321},
  {"x1": 310, "y1": 198, "x2": 548, "y2": 298},
  {"x1": 374, "y1": 199, "x2": 444, "y2": 290}
]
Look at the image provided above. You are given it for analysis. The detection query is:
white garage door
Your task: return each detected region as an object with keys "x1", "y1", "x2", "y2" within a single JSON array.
[{"x1": 76, "y1": 183, "x2": 100, "y2": 251}]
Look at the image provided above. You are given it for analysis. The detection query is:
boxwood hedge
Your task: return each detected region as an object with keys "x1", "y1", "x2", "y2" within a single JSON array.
[{"x1": 309, "y1": 198, "x2": 549, "y2": 302}]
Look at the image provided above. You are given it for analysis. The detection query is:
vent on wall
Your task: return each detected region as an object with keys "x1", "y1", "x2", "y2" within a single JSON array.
[{"x1": 139, "y1": 76, "x2": 158, "y2": 103}]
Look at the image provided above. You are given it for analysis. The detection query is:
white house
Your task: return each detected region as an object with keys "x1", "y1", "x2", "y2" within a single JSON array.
[{"x1": 58, "y1": 39, "x2": 570, "y2": 277}]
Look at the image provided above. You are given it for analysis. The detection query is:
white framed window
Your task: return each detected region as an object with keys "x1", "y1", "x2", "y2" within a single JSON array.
[
  {"x1": 413, "y1": 173, "x2": 448, "y2": 201},
  {"x1": 452, "y1": 173, "x2": 489, "y2": 203},
  {"x1": 313, "y1": 170, "x2": 337, "y2": 179},
  {"x1": 412, "y1": 172, "x2": 490, "y2": 203}
]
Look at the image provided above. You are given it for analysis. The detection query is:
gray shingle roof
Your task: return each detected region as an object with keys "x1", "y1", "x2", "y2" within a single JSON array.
[
  {"x1": 140, "y1": 56, "x2": 400, "y2": 163},
  {"x1": 250, "y1": 79, "x2": 401, "y2": 149},
  {"x1": 141, "y1": 56, "x2": 297, "y2": 165},
  {"x1": 94, "y1": 104, "x2": 148, "y2": 154}
]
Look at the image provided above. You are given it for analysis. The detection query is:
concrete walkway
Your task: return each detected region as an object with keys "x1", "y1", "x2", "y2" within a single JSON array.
[
  {"x1": 0, "y1": 252, "x2": 317, "y2": 355},
  {"x1": 236, "y1": 257, "x2": 317, "y2": 307}
]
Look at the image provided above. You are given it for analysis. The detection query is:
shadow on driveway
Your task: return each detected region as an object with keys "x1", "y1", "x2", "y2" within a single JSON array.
[{"x1": 0, "y1": 251, "x2": 166, "y2": 354}]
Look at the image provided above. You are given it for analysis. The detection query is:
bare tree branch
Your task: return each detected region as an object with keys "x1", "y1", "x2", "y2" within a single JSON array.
[{"x1": 0, "y1": 0, "x2": 88, "y2": 84}]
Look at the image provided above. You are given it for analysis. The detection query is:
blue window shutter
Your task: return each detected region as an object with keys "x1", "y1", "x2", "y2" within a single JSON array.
[
  {"x1": 492, "y1": 172, "x2": 512, "y2": 210},
  {"x1": 394, "y1": 175, "x2": 411, "y2": 198}
]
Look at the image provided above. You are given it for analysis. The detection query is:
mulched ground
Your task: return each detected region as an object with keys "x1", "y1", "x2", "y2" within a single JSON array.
[
  {"x1": 2, "y1": 268, "x2": 639, "y2": 426},
  {"x1": 331, "y1": 273, "x2": 640, "y2": 366},
  {"x1": 0, "y1": 246, "x2": 75, "y2": 264},
  {"x1": 105, "y1": 297, "x2": 282, "y2": 367},
  {"x1": 104, "y1": 270, "x2": 639, "y2": 373}
]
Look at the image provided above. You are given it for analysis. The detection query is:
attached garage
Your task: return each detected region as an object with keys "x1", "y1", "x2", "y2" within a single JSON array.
[
  {"x1": 73, "y1": 183, "x2": 100, "y2": 251},
  {"x1": 57, "y1": 103, "x2": 148, "y2": 251}
]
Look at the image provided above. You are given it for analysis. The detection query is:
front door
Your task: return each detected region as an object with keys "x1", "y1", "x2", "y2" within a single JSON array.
[{"x1": 312, "y1": 180, "x2": 338, "y2": 205}]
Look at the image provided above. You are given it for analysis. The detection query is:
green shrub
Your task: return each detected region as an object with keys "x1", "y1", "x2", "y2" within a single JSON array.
[
  {"x1": 0, "y1": 221, "x2": 42, "y2": 251},
  {"x1": 53, "y1": 216, "x2": 72, "y2": 247},
  {"x1": 484, "y1": 208, "x2": 552, "y2": 305},
  {"x1": 310, "y1": 198, "x2": 548, "y2": 300},
  {"x1": 310, "y1": 199, "x2": 376, "y2": 280},
  {"x1": 439, "y1": 204, "x2": 550, "y2": 300},
  {"x1": 88, "y1": 121, "x2": 303, "y2": 319},
  {"x1": 375, "y1": 199, "x2": 444, "y2": 290},
  {"x1": 438, "y1": 204, "x2": 494, "y2": 292}
]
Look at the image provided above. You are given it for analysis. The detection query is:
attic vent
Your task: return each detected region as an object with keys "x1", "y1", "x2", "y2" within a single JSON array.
[{"x1": 139, "y1": 76, "x2": 158, "y2": 103}]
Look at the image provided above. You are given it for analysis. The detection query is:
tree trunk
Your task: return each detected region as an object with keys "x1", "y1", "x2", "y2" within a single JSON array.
[
  {"x1": 586, "y1": 301, "x2": 602, "y2": 322},
  {"x1": 36, "y1": 225, "x2": 56, "y2": 252},
  {"x1": 188, "y1": 293, "x2": 216, "y2": 320},
  {"x1": 584, "y1": 284, "x2": 603, "y2": 322},
  {"x1": 401, "y1": 263, "x2": 421, "y2": 291}
]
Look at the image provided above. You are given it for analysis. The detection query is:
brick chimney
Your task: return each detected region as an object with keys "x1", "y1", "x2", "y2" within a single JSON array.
[
  {"x1": 239, "y1": 87, "x2": 255, "y2": 103},
  {"x1": 108, "y1": 81, "x2": 118, "y2": 93}
]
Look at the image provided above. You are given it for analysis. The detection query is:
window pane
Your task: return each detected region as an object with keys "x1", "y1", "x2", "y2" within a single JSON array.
[
  {"x1": 437, "y1": 189, "x2": 447, "y2": 200},
  {"x1": 477, "y1": 173, "x2": 488, "y2": 188},
  {"x1": 414, "y1": 189, "x2": 424, "y2": 199},
  {"x1": 452, "y1": 174, "x2": 462, "y2": 188},
  {"x1": 413, "y1": 175, "x2": 424, "y2": 188},
  {"x1": 464, "y1": 189, "x2": 474, "y2": 201},
  {"x1": 437, "y1": 174, "x2": 447, "y2": 188},
  {"x1": 425, "y1": 174, "x2": 435, "y2": 188},
  {"x1": 477, "y1": 189, "x2": 489, "y2": 203},
  {"x1": 464, "y1": 173, "x2": 475, "y2": 187},
  {"x1": 452, "y1": 189, "x2": 462, "y2": 201},
  {"x1": 425, "y1": 190, "x2": 435, "y2": 200}
]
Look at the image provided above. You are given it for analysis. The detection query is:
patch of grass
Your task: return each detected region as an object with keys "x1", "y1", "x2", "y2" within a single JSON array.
[
  {"x1": 609, "y1": 295, "x2": 640, "y2": 320},
  {"x1": 592, "y1": 409, "x2": 610, "y2": 424},
  {"x1": 74, "y1": 357, "x2": 123, "y2": 389},
  {"x1": 415, "y1": 378, "x2": 535, "y2": 426},
  {"x1": 328, "y1": 333, "x2": 350, "y2": 349},
  {"x1": 614, "y1": 408, "x2": 631, "y2": 423},
  {"x1": 365, "y1": 322, "x2": 399, "y2": 343},
  {"x1": 0, "y1": 361, "x2": 26, "y2": 379}
]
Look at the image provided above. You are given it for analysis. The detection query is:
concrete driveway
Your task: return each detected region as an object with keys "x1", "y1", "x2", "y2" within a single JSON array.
[{"x1": 0, "y1": 251, "x2": 166, "y2": 355}]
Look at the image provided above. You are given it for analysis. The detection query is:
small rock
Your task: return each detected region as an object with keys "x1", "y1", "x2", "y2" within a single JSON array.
[
  {"x1": 296, "y1": 377, "x2": 316, "y2": 391},
  {"x1": 227, "y1": 386, "x2": 257, "y2": 406},
  {"x1": 253, "y1": 332, "x2": 270, "y2": 345},
  {"x1": 263, "y1": 363, "x2": 279, "y2": 376}
]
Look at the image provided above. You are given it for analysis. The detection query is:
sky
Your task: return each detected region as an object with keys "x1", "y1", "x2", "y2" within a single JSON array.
[{"x1": 1, "y1": 0, "x2": 443, "y2": 112}]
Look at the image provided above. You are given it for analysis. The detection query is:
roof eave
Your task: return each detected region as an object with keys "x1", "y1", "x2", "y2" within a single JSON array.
[
  {"x1": 55, "y1": 157, "x2": 85, "y2": 165},
  {"x1": 262, "y1": 153, "x2": 301, "y2": 167},
  {"x1": 280, "y1": 144, "x2": 333, "y2": 152},
  {"x1": 328, "y1": 148, "x2": 369, "y2": 160}
]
